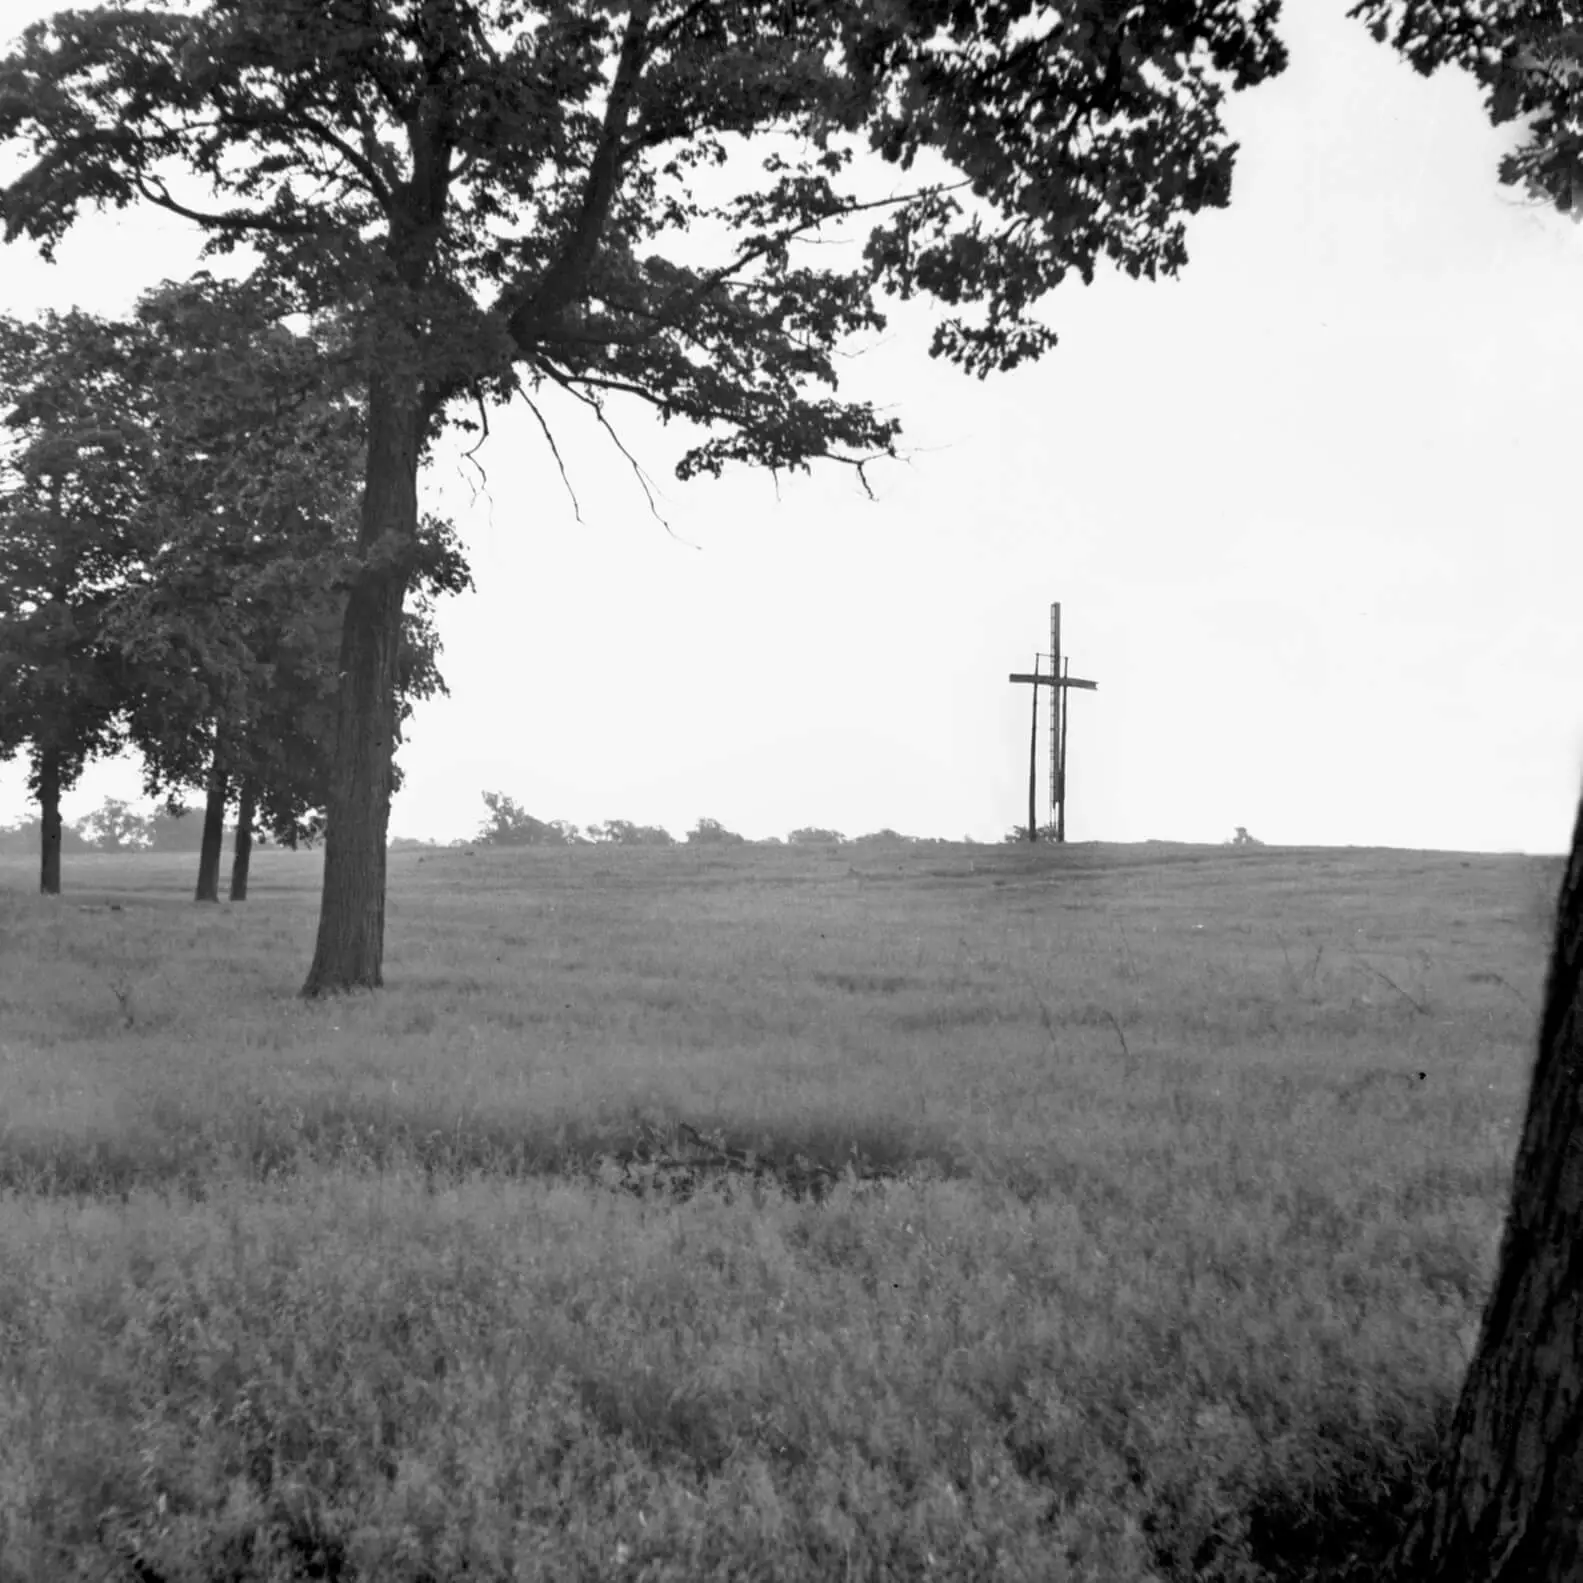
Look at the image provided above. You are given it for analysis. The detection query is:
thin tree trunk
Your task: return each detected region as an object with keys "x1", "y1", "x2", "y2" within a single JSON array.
[
  {"x1": 301, "y1": 367, "x2": 418, "y2": 996},
  {"x1": 195, "y1": 737, "x2": 228, "y2": 903},
  {"x1": 36, "y1": 742, "x2": 62, "y2": 896},
  {"x1": 1388, "y1": 789, "x2": 1583, "y2": 1579},
  {"x1": 229, "y1": 776, "x2": 257, "y2": 901}
]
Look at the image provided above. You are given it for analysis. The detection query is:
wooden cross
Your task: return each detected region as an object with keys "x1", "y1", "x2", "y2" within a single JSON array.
[{"x1": 1008, "y1": 602, "x2": 1097, "y2": 843}]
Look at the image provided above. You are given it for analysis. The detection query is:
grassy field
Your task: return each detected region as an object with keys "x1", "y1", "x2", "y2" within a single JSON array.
[{"x1": 0, "y1": 839, "x2": 1560, "y2": 1581}]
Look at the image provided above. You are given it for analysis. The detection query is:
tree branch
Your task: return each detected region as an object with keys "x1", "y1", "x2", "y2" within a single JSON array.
[
  {"x1": 527, "y1": 180, "x2": 969, "y2": 360},
  {"x1": 292, "y1": 107, "x2": 396, "y2": 207},
  {"x1": 539, "y1": 365, "x2": 673, "y2": 536},
  {"x1": 134, "y1": 175, "x2": 323, "y2": 237},
  {"x1": 507, "y1": 1, "x2": 652, "y2": 345},
  {"x1": 518, "y1": 390, "x2": 583, "y2": 524}
]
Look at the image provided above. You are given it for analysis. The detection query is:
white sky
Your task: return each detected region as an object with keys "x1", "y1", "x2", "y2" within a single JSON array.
[{"x1": 2, "y1": 1, "x2": 1580, "y2": 852}]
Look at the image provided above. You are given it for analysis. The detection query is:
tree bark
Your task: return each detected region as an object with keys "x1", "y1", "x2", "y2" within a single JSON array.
[
  {"x1": 300, "y1": 367, "x2": 418, "y2": 996},
  {"x1": 229, "y1": 776, "x2": 256, "y2": 901},
  {"x1": 1388, "y1": 787, "x2": 1583, "y2": 1579},
  {"x1": 195, "y1": 737, "x2": 228, "y2": 903},
  {"x1": 36, "y1": 741, "x2": 62, "y2": 896}
]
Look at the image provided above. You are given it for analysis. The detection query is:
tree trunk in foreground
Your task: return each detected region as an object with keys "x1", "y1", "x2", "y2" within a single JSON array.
[
  {"x1": 36, "y1": 742, "x2": 61, "y2": 896},
  {"x1": 195, "y1": 741, "x2": 228, "y2": 903},
  {"x1": 301, "y1": 369, "x2": 418, "y2": 996},
  {"x1": 1388, "y1": 787, "x2": 1583, "y2": 1580},
  {"x1": 229, "y1": 776, "x2": 256, "y2": 901}
]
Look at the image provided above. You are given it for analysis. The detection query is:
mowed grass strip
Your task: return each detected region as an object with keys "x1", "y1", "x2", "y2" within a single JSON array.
[{"x1": 0, "y1": 841, "x2": 1554, "y2": 1581}]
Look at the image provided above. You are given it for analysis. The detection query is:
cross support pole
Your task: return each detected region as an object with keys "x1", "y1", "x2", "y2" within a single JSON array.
[
  {"x1": 1026, "y1": 655, "x2": 1040, "y2": 844},
  {"x1": 1051, "y1": 602, "x2": 1060, "y2": 820}
]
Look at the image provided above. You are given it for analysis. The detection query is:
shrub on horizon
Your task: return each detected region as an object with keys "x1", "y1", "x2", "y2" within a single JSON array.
[{"x1": 687, "y1": 817, "x2": 745, "y2": 846}]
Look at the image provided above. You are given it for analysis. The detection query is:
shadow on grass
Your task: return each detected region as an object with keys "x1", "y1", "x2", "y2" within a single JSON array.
[
  {"x1": 1238, "y1": 1433, "x2": 1437, "y2": 1583},
  {"x1": 0, "y1": 1092, "x2": 966, "y2": 1205}
]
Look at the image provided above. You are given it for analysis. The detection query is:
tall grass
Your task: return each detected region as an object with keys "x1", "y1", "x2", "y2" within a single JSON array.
[{"x1": 0, "y1": 840, "x2": 1554, "y2": 1581}]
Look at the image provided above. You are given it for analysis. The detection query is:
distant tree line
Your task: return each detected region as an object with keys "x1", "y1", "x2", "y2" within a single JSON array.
[
  {"x1": 464, "y1": 794, "x2": 952, "y2": 851},
  {"x1": 0, "y1": 797, "x2": 241, "y2": 856},
  {"x1": 0, "y1": 786, "x2": 977, "y2": 865}
]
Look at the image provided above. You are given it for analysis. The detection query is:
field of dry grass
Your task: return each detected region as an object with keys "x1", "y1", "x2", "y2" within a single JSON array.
[{"x1": 0, "y1": 839, "x2": 1561, "y2": 1581}]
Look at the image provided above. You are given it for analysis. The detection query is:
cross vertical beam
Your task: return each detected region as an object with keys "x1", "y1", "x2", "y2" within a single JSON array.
[{"x1": 1058, "y1": 658, "x2": 1071, "y2": 842}]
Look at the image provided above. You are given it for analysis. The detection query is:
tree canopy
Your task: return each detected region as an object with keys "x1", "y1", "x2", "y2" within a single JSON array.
[{"x1": 0, "y1": 0, "x2": 1289, "y2": 434}]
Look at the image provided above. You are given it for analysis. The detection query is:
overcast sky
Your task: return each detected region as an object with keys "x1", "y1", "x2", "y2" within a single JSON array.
[{"x1": 2, "y1": 1, "x2": 1580, "y2": 852}]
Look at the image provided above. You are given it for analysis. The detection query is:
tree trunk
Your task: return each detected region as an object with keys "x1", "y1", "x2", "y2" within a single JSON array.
[
  {"x1": 195, "y1": 738, "x2": 228, "y2": 903},
  {"x1": 229, "y1": 776, "x2": 257, "y2": 901},
  {"x1": 36, "y1": 741, "x2": 62, "y2": 896},
  {"x1": 1388, "y1": 787, "x2": 1583, "y2": 1579},
  {"x1": 300, "y1": 367, "x2": 419, "y2": 996}
]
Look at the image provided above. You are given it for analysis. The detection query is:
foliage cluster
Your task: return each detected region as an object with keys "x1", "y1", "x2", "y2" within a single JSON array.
[
  {"x1": 788, "y1": 826, "x2": 847, "y2": 846},
  {"x1": 586, "y1": 819, "x2": 677, "y2": 847},
  {"x1": 473, "y1": 793, "x2": 680, "y2": 847},
  {"x1": 685, "y1": 817, "x2": 746, "y2": 847},
  {"x1": 1002, "y1": 822, "x2": 1068, "y2": 844},
  {"x1": 473, "y1": 791, "x2": 585, "y2": 848}
]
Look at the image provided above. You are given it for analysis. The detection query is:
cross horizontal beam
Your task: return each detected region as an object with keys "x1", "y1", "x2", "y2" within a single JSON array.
[{"x1": 1008, "y1": 673, "x2": 1098, "y2": 690}]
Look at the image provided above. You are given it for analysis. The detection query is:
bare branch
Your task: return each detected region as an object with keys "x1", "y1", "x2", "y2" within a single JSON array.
[
  {"x1": 540, "y1": 366, "x2": 692, "y2": 543},
  {"x1": 543, "y1": 360, "x2": 892, "y2": 483},
  {"x1": 291, "y1": 108, "x2": 395, "y2": 207},
  {"x1": 518, "y1": 390, "x2": 582, "y2": 524},
  {"x1": 460, "y1": 393, "x2": 491, "y2": 464}
]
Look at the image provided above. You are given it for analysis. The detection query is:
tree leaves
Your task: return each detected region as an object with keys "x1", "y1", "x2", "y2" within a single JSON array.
[
  {"x1": 1, "y1": 0, "x2": 1289, "y2": 473},
  {"x1": 0, "y1": 307, "x2": 150, "y2": 802},
  {"x1": 1353, "y1": 0, "x2": 1583, "y2": 216}
]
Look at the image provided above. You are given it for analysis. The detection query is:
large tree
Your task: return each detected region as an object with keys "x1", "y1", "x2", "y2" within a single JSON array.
[
  {"x1": 0, "y1": 309, "x2": 146, "y2": 894},
  {"x1": 0, "y1": 1, "x2": 1288, "y2": 991},
  {"x1": 1350, "y1": 4, "x2": 1583, "y2": 1576}
]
